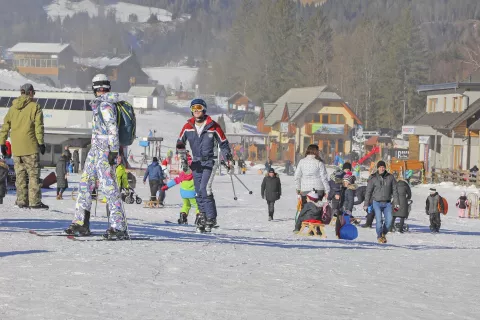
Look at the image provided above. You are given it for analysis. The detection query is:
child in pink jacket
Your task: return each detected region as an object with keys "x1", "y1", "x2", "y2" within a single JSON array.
[{"x1": 456, "y1": 191, "x2": 469, "y2": 218}]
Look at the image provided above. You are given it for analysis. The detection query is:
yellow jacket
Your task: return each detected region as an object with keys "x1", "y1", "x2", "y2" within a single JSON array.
[{"x1": 116, "y1": 164, "x2": 130, "y2": 190}]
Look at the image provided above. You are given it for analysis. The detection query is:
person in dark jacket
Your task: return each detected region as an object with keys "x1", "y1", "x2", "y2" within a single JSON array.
[
  {"x1": 261, "y1": 168, "x2": 282, "y2": 221},
  {"x1": 364, "y1": 160, "x2": 400, "y2": 243},
  {"x1": 72, "y1": 149, "x2": 80, "y2": 173},
  {"x1": 0, "y1": 158, "x2": 8, "y2": 204},
  {"x1": 425, "y1": 188, "x2": 444, "y2": 233},
  {"x1": 64, "y1": 145, "x2": 72, "y2": 170},
  {"x1": 143, "y1": 157, "x2": 165, "y2": 203},
  {"x1": 392, "y1": 178, "x2": 412, "y2": 233},
  {"x1": 456, "y1": 191, "x2": 469, "y2": 218},
  {"x1": 55, "y1": 154, "x2": 69, "y2": 200},
  {"x1": 328, "y1": 162, "x2": 352, "y2": 216},
  {"x1": 335, "y1": 174, "x2": 357, "y2": 237},
  {"x1": 294, "y1": 191, "x2": 322, "y2": 233}
]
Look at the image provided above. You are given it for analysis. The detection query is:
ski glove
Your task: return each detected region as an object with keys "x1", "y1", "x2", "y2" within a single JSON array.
[
  {"x1": 39, "y1": 144, "x2": 46, "y2": 155},
  {"x1": 226, "y1": 153, "x2": 235, "y2": 166},
  {"x1": 161, "y1": 185, "x2": 168, "y2": 191},
  {"x1": 176, "y1": 141, "x2": 185, "y2": 150},
  {"x1": 108, "y1": 151, "x2": 118, "y2": 166},
  {"x1": 0, "y1": 145, "x2": 7, "y2": 156}
]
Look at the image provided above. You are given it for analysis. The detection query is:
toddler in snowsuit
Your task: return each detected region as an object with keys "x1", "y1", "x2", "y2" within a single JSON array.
[
  {"x1": 294, "y1": 191, "x2": 322, "y2": 233},
  {"x1": 425, "y1": 188, "x2": 445, "y2": 233},
  {"x1": 0, "y1": 158, "x2": 8, "y2": 204},
  {"x1": 163, "y1": 169, "x2": 199, "y2": 225},
  {"x1": 456, "y1": 191, "x2": 469, "y2": 218},
  {"x1": 336, "y1": 173, "x2": 357, "y2": 238}
]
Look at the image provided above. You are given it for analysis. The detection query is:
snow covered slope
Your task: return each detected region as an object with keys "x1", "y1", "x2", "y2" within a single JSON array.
[
  {"x1": 143, "y1": 66, "x2": 198, "y2": 90},
  {"x1": 45, "y1": 0, "x2": 173, "y2": 23},
  {"x1": 0, "y1": 69, "x2": 81, "y2": 91},
  {"x1": 1, "y1": 169, "x2": 480, "y2": 319}
]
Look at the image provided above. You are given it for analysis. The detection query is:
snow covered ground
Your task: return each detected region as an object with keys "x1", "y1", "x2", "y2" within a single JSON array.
[
  {"x1": 0, "y1": 69, "x2": 81, "y2": 91},
  {"x1": 1, "y1": 167, "x2": 480, "y2": 319},
  {"x1": 45, "y1": 0, "x2": 173, "y2": 23},
  {"x1": 143, "y1": 66, "x2": 198, "y2": 90}
]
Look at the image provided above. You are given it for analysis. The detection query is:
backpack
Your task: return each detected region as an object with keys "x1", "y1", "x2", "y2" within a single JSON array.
[
  {"x1": 321, "y1": 202, "x2": 332, "y2": 224},
  {"x1": 339, "y1": 214, "x2": 358, "y2": 240},
  {"x1": 98, "y1": 101, "x2": 136, "y2": 147}
]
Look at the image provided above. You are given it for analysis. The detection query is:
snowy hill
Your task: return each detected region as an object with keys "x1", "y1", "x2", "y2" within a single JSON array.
[
  {"x1": 45, "y1": 0, "x2": 173, "y2": 23},
  {"x1": 0, "y1": 69, "x2": 81, "y2": 91},
  {"x1": 143, "y1": 66, "x2": 198, "y2": 90}
]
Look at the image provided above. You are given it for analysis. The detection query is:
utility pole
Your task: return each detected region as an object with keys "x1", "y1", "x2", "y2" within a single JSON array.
[{"x1": 401, "y1": 99, "x2": 406, "y2": 126}]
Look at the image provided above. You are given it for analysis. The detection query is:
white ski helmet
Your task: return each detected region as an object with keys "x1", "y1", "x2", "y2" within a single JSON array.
[{"x1": 92, "y1": 74, "x2": 111, "y2": 93}]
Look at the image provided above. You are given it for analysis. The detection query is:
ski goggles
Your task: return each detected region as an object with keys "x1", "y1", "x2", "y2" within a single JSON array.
[{"x1": 190, "y1": 104, "x2": 205, "y2": 112}]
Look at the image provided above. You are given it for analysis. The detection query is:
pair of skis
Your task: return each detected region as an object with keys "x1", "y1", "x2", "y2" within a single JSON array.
[{"x1": 28, "y1": 230, "x2": 152, "y2": 241}]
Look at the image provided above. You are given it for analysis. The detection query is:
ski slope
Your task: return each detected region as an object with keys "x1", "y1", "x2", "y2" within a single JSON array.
[{"x1": 1, "y1": 167, "x2": 480, "y2": 319}]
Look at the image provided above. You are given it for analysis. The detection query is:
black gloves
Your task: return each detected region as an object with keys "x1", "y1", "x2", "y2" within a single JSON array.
[
  {"x1": 39, "y1": 144, "x2": 46, "y2": 155},
  {"x1": 108, "y1": 151, "x2": 118, "y2": 166},
  {"x1": 176, "y1": 141, "x2": 185, "y2": 150},
  {"x1": 226, "y1": 153, "x2": 235, "y2": 166},
  {"x1": 0, "y1": 145, "x2": 7, "y2": 157}
]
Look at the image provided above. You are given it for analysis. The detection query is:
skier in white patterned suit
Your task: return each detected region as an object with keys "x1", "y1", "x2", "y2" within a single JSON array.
[{"x1": 65, "y1": 74, "x2": 127, "y2": 239}]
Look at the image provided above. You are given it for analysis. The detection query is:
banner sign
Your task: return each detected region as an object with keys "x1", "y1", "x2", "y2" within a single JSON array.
[{"x1": 311, "y1": 124, "x2": 345, "y2": 135}]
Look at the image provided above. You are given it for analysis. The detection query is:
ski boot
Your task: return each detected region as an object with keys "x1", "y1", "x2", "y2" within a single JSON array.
[
  {"x1": 204, "y1": 218, "x2": 217, "y2": 233},
  {"x1": 178, "y1": 212, "x2": 188, "y2": 224},
  {"x1": 196, "y1": 213, "x2": 206, "y2": 233},
  {"x1": 102, "y1": 227, "x2": 129, "y2": 240},
  {"x1": 64, "y1": 223, "x2": 91, "y2": 236}
]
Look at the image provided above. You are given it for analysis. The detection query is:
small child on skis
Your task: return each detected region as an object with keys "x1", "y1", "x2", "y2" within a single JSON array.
[
  {"x1": 0, "y1": 158, "x2": 8, "y2": 204},
  {"x1": 456, "y1": 191, "x2": 469, "y2": 218},
  {"x1": 162, "y1": 168, "x2": 199, "y2": 225}
]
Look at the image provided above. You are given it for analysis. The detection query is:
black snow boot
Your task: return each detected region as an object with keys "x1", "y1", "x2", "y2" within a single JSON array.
[
  {"x1": 0, "y1": 197, "x2": 3, "y2": 204},
  {"x1": 102, "y1": 227, "x2": 129, "y2": 240},
  {"x1": 64, "y1": 223, "x2": 91, "y2": 236},
  {"x1": 30, "y1": 202, "x2": 49, "y2": 210},
  {"x1": 196, "y1": 213, "x2": 206, "y2": 233},
  {"x1": 361, "y1": 213, "x2": 374, "y2": 228},
  {"x1": 178, "y1": 212, "x2": 188, "y2": 224},
  {"x1": 204, "y1": 218, "x2": 217, "y2": 233},
  {"x1": 268, "y1": 214, "x2": 273, "y2": 221}
]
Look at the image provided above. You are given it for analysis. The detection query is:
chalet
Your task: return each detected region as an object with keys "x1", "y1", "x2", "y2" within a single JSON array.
[
  {"x1": 227, "y1": 92, "x2": 254, "y2": 113},
  {"x1": 257, "y1": 86, "x2": 362, "y2": 162},
  {"x1": 9, "y1": 42, "x2": 77, "y2": 88},
  {"x1": 404, "y1": 82, "x2": 480, "y2": 171},
  {"x1": 127, "y1": 85, "x2": 167, "y2": 110},
  {"x1": 75, "y1": 54, "x2": 149, "y2": 92}
]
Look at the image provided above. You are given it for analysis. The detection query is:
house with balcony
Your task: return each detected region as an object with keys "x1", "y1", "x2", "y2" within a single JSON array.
[
  {"x1": 9, "y1": 42, "x2": 77, "y2": 88},
  {"x1": 227, "y1": 92, "x2": 254, "y2": 113},
  {"x1": 257, "y1": 86, "x2": 362, "y2": 162},
  {"x1": 403, "y1": 82, "x2": 480, "y2": 171}
]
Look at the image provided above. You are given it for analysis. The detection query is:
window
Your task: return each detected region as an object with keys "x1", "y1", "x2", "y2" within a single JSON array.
[
  {"x1": 40, "y1": 59, "x2": 47, "y2": 68},
  {"x1": 330, "y1": 114, "x2": 338, "y2": 124},
  {"x1": 54, "y1": 99, "x2": 66, "y2": 110},
  {"x1": 313, "y1": 114, "x2": 320, "y2": 122},
  {"x1": 44, "y1": 99, "x2": 56, "y2": 109},
  {"x1": 453, "y1": 97, "x2": 457, "y2": 112},
  {"x1": 70, "y1": 99, "x2": 86, "y2": 111},
  {"x1": 85, "y1": 102, "x2": 92, "y2": 111},
  {"x1": 35, "y1": 98, "x2": 47, "y2": 109},
  {"x1": 459, "y1": 96, "x2": 463, "y2": 112},
  {"x1": 63, "y1": 100, "x2": 72, "y2": 110},
  {"x1": 53, "y1": 144, "x2": 62, "y2": 154},
  {"x1": 444, "y1": 97, "x2": 447, "y2": 112},
  {"x1": 305, "y1": 114, "x2": 314, "y2": 122},
  {"x1": 322, "y1": 114, "x2": 329, "y2": 123},
  {"x1": 338, "y1": 139, "x2": 344, "y2": 153},
  {"x1": 45, "y1": 144, "x2": 52, "y2": 154},
  {"x1": 428, "y1": 98, "x2": 438, "y2": 112},
  {"x1": 0, "y1": 97, "x2": 13, "y2": 108},
  {"x1": 338, "y1": 115, "x2": 345, "y2": 124}
]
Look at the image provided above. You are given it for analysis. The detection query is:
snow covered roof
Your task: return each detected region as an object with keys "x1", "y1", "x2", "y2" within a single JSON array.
[
  {"x1": 9, "y1": 43, "x2": 71, "y2": 54},
  {"x1": 74, "y1": 56, "x2": 131, "y2": 69},
  {"x1": 128, "y1": 86, "x2": 160, "y2": 97}
]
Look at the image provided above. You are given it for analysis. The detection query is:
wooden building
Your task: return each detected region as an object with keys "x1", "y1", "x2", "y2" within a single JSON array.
[{"x1": 9, "y1": 42, "x2": 77, "y2": 88}]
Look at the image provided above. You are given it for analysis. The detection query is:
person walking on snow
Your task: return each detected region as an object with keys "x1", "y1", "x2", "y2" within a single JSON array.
[
  {"x1": 0, "y1": 158, "x2": 8, "y2": 204},
  {"x1": 55, "y1": 153, "x2": 69, "y2": 200},
  {"x1": 143, "y1": 157, "x2": 164, "y2": 204},
  {"x1": 392, "y1": 176, "x2": 412, "y2": 233},
  {"x1": 176, "y1": 98, "x2": 233, "y2": 233},
  {"x1": 364, "y1": 160, "x2": 400, "y2": 243},
  {"x1": 261, "y1": 168, "x2": 282, "y2": 221},
  {"x1": 294, "y1": 144, "x2": 330, "y2": 206},
  {"x1": 64, "y1": 74, "x2": 127, "y2": 239},
  {"x1": 0, "y1": 83, "x2": 48, "y2": 209},
  {"x1": 456, "y1": 191, "x2": 469, "y2": 218},
  {"x1": 426, "y1": 188, "x2": 444, "y2": 233}
]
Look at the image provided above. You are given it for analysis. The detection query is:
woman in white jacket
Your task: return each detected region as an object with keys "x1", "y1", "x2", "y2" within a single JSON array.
[{"x1": 294, "y1": 144, "x2": 330, "y2": 205}]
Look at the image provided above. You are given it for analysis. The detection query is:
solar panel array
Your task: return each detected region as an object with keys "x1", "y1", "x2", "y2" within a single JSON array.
[{"x1": 0, "y1": 96, "x2": 92, "y2": 111}]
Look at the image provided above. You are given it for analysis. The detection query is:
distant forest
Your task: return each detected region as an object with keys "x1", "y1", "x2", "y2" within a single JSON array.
[{"x1": 2, "y1": 0, "x2": 480, "y2": 128}]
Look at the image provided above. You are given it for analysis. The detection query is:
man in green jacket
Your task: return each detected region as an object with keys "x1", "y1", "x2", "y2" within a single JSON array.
[{"x1": 0, "y1": 84, "x2": 48, "y2": 209}]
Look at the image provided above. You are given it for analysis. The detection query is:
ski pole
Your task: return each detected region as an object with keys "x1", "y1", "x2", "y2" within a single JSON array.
[
  {"x1": 229, "y1": 171, "x2": 238, "y2": 201},
  {"x1": 220, "y1": 160, "x2": 238, "y2": 200},
  {"x1": 231, "y1": 173, "x2": 253, "y2": 194}
]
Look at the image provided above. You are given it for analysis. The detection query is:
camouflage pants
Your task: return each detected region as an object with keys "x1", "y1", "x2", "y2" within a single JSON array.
[{"x1": 13, "y1": 153, "x2": 41, "y2": 207}]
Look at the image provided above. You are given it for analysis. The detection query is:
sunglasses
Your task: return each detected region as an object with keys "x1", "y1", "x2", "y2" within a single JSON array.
[{"x1": 190, "y1": 104, "x2": 205, "y2": 112}]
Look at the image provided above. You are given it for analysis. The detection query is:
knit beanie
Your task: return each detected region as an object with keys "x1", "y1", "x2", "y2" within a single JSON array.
[
  {"x1": 342, "y1": 162, "x2": 352, "y2": 171},
  {"x1": 377, "y1": 160, "x2": 386, "y2": 169},
  {"x1": 306, "y1": 191, "x2": 319, "y2": 202}
]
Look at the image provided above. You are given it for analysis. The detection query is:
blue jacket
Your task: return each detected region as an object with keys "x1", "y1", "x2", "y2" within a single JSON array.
[
  {"x1": 177, "y1": 116, "x2": 231, "y2": 167},
  {"x1": 143, "y1": 161, "x2": 164, "y2": 182}
]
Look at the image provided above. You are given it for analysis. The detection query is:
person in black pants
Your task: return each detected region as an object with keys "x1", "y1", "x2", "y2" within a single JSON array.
[
  {"x1": 143, "y1": 157, "x2": 165, "y2": 203},
  {"x1": 261, "y1": 168, "x2": 281, "y2": 221}
]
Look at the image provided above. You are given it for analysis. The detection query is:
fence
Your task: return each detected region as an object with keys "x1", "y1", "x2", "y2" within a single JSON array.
[{"x1": 432, "y1": 169, "x2": 479, "y2": 186}]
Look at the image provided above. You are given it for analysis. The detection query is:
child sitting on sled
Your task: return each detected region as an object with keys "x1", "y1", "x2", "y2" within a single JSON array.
[
  {"x1": 294, "y1": 191, "x2": 322, "y2": 234},
  {"x1": 162, "y1": 168, "x2": 199, "y2": 225}
]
